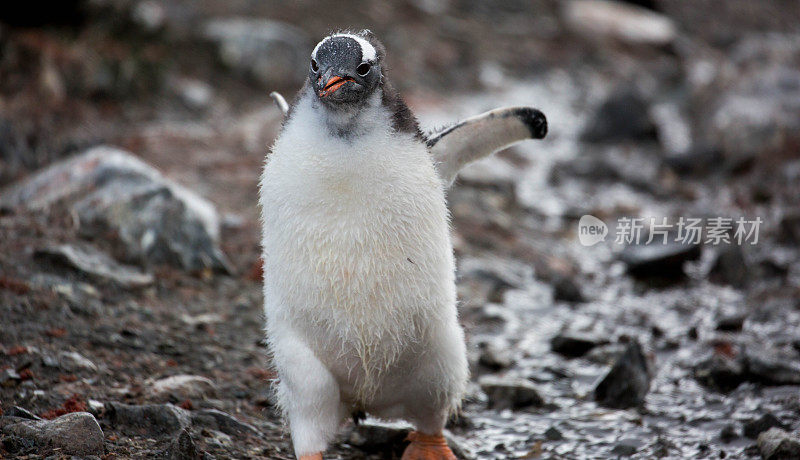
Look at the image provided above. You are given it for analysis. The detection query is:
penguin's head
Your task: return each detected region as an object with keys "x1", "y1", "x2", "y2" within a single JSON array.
[{"x1": 309, "y1": 32, "x2": 384, "y2": 109}]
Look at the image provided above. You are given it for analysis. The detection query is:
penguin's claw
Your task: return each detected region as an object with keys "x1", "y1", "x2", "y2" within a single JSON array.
[
  {"x1": 298, "y1": 453, "x2": 323, "y2": 460},
  {"x1": 401, "y1": 431, "x2": 458, "y2": 460}
]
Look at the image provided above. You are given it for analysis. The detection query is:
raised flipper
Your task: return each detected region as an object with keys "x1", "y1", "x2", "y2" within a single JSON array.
[
  {"x1": 427, "y1": 107, "x2": 547, "y2": 188},
  {"x1": 270, "y1": 91, "x2": 289, "y2": 117}
]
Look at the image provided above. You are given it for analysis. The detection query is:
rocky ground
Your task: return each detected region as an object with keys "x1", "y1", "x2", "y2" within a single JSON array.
[{"x1": 2, "y1": 1, "x2": 800, "y2": 459}]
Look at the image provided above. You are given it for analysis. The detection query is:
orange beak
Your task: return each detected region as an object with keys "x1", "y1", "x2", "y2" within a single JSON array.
[{"x1": 319, "y1": 76, "x2": 354, "y2": 97}]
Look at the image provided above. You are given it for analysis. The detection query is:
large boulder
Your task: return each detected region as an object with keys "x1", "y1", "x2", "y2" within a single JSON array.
[
  {"x1": 479, "y1": 376, "x2": 546, "y2": 410},
  {"x1": 692, "y1": 343, "x2": 800, "y2": 392},
  {"x1": 1, "y1": 146, "x2": 230, "y2": 272},
  {"x1": 0, "y1": 412, "x2": 104, "y2": 456},
  {"x1": 593, "y1": 340, "x2": 651, "y2": 409},
  {"x1": 105, "y1": 402, "x2": 191, "y2": 437}
]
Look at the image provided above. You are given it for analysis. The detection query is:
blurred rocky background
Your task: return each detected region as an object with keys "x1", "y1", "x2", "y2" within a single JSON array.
[{"x1": 1, "y1": 0, "x2": 799, "y2": 458}]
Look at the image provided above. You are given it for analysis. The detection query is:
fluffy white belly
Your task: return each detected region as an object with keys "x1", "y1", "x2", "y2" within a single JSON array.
[{"x1": 260, "y1": 125, "x2": 456, "y2": 403}]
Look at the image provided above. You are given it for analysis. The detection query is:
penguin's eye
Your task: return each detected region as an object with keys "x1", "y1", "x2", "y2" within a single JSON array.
[
  {"x1": 356, "y1": 63, "x2": 371, "y2": 77},
  {"x1": 310, "y1": 59, "x2": 319, "y2": 73}
]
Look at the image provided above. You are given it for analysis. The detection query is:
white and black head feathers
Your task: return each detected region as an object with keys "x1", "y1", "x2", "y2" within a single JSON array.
[
  {"x1": 297, "y1": 30, "x2": 422, "y2": 137},
  {"x1": 309, "y1": 32, "x2": 385, "y2": 106}
]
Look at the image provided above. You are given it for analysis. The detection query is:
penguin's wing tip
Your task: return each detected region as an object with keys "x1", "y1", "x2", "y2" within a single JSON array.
[
  {"x1": 270, "y1": 91, "x2": 289, "y2": 117},
  {"x1": 510, "y1": 107, "x2": 548, "y2": 140}
]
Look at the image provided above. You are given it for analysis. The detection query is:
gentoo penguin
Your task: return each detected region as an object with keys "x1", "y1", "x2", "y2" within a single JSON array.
[{"x1": 260, "y1": 31, "x2": 547, "y2": 460}]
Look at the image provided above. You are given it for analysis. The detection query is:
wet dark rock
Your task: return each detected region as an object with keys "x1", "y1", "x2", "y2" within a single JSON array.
[
  {"x1": 544, "y1": 426, "x2": 563, "y2": 441},
  {"x1": 692, "y1": 342, "x2": 800, "y2": 390},
  {"x1": 203, "y1": 19, "x2": 311, "y2": 88},
  {"x1": 581, "y1": 89, "x2": 658, "y2": 143},
  {"x1": 551, "y1": 333, "x2": 607, "y2": 358},
  {"x1": 744, "y1": 347, "x2": 800, "y2": 386},
  {"x1": 105, "y1": 402, "x2": 190, "y2": 437},
  {"x1": 757, "y1": 428, "x2": 800, "y2": 460},
  {"x1": 720, "y1": 423, "x2": 739, "y2": 443},
  {"x1": 662, "y1": 145, "x2": 724, "y2": 176},
  {"x1": 551, "y1": 274, "x2": 585, "y2": 303},
  {"x1": 190, "y1": 409, "x2": 259, "y2": 438},
  {"x1": 1, "y1": 146, "x2": 230, "y2": 273},
  {"x1": 35, "y1": 244, "x2": 153, "y2": 288},
  {"x1": 715, "y1": 313, "x2": 747, "y2": 332},
  {"x1": 150, "y1": 375, "x2": 216, "y2": 402},
  {"x1": 611, "y1": 438, "x2": 641, "y2": 456},
  {"x1": 159, "y1": 428, "x2": 201, "y2": 460},
  {"x1": 0, "y1": 412, "x2": 104, "y2": 456},
  {"x1": 693, "y1": 351, "x2": 747, "y2": 392},
  {"x1": 619, "y1": 240, "x2": 702, "y2": 279},
  {"x1": 479, "y1": 376, "x2": 545, "y2": 410},
  {"x1": 709, "y1": 244, "x2": 748, "y2": 287},
  {"x1": 593, "y1": 340, "x2": 650, "y2": 409},
  {"x1": 744, "y1": 414, "x2": 788, "y2": 439},
  {"x1": 779, "y1": 209, "x2": 800, "y2": 244}
]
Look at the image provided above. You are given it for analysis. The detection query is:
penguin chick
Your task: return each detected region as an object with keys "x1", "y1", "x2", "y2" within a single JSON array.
[{"x1": 260, "y1": 31, "x2": 546, "y2": 460}]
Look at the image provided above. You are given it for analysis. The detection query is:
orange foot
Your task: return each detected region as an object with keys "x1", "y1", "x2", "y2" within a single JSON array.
[
  {"x1": 401, "y1": 431, "x2": 457, "y2": 460},
  {"x1": 299, "y1": 454, "x2": 322, "y2": 460}
]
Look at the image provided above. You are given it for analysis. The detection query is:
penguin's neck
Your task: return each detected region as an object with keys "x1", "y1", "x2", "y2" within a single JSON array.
[{"x1": 307, "y1": 90, "x2": 386, "y2": 139}]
